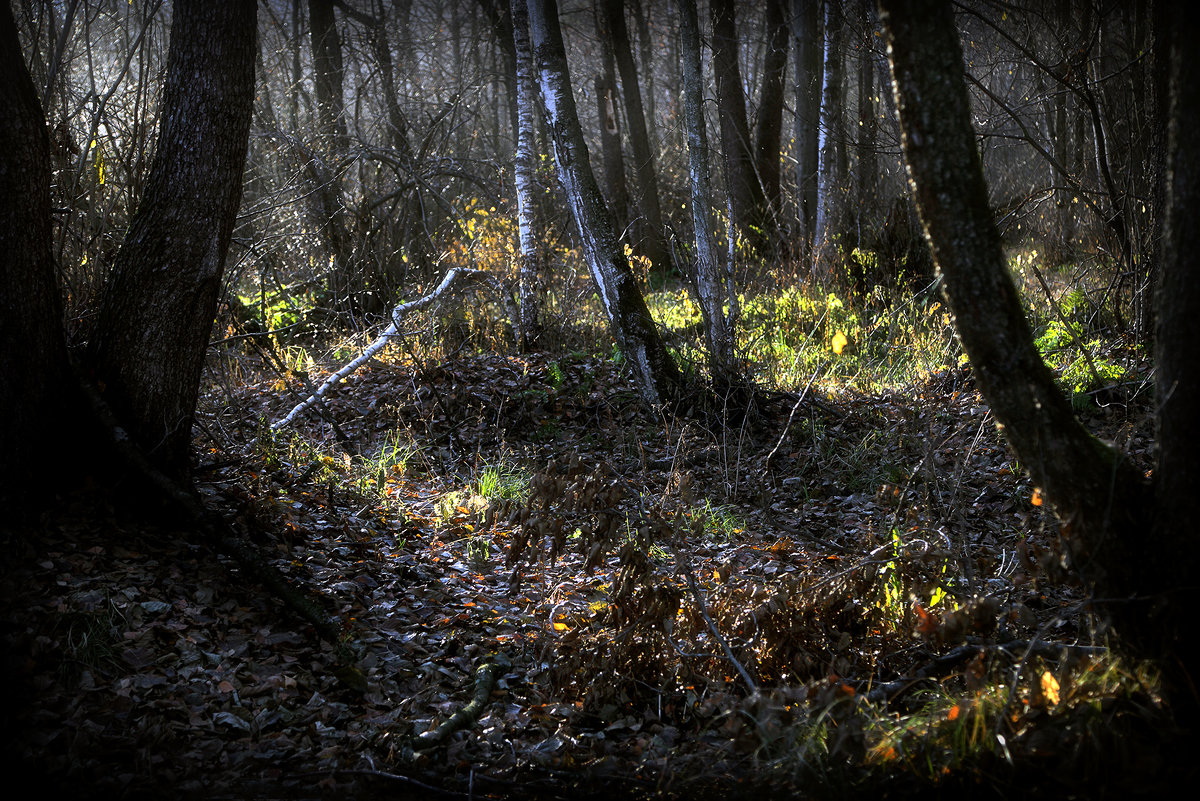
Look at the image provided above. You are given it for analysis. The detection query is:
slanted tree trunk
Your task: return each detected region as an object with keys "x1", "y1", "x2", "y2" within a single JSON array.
[
  {"x1": 791, "y1": 0, "x2": 822, "y2": 255},
  {"x1": 511, "y1": 0, "x2": 543, "y2": 349},
  {"x1": 0, "y1": 3, "x2": 90, "y2": 504},
  {"x1": 88, "y1": 0, "x2": 257, "y2": 476},
  {"x1": 711, "y1": 0, "x2": 767, "y2": 256},
  {"x1": 753, "y1": 0, "x2": 789, "y2": 244},
  {"x1": 878, "y1": 0, "x2": 1200, "y2": 687},
  {"x1": 679, "y1": 0, "x2": 735, "y2": 385},
  {"x1": 602, "y1": 0, "x2": 672, "y2": 273},
  {"x1": 527, "y1": 0, "x2": 681, "y2": 404}
]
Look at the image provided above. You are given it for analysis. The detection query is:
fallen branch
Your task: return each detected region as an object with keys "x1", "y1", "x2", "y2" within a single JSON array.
[
  {"x1": 416, "y1": 652, "x2": 511, "y2": 748},
  {"x1": 273, "y1": 267, "x2": 503, "y2": 429},
  {"x1": 672, "y1": 543, "x2": 759, "y2": 695}
]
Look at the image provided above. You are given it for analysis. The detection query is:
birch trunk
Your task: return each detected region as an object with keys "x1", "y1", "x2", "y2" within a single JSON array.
[
  {"x1": 527, "y1": 0, "x2": 681, "y2": 404},
  {"x1": 512, "y1": 0, "x2": 543, "y2": 349}
]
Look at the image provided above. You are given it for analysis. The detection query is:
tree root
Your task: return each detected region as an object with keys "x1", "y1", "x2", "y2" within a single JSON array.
[{"x1": 75, "y1": 370, "x2": 348, "y2": 651}]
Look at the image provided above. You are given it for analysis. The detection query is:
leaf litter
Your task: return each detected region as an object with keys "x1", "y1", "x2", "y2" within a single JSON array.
[{"x1": 0, "y1": 350, "x2": 1173, "y2": 799}]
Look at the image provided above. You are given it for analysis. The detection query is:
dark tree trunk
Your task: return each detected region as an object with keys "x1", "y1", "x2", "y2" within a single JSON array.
[
  {"x1": 594, "y1": 6, "x2": 631, "y2": 241},
  {"x1": 754, "y1": 0, "x2": 789, "y2": 240},
  {"x1": 679, "y1": 0, "x2": 736, "y2": 384},
  {"x1": 1153, "y1": 1, "x2": 1200, "y2": 693},
  {"x1": 602, "y1": 0, "x2": 672, "y2": 273},
  {"x1": 88, "y1": 0, "x2": 257, "y2": 476},
  {"x1": 307, "y1": 0, "x2": 356, "y2": 314},
  {"x1": 854, "y1": 0, "x2": 877, "y2": 238},
  {"x1": 594, "y1": 72, "x2": 631, "y2": 239},
  {"x1": 791, "y1": 0, "x2": 822, "y2": 254},
  {"x1": 527, "y1": 0, "x2": 681, "y2": 404},
  {"x1": 0, "y1": 3, "x2": 88, "y2": 504},
  {"x1": 711, "y1": 0, "x2": 767, "y2": 255},
  {"x1": 879, "y1": 0, "x2": 1183, "y2": 671}
]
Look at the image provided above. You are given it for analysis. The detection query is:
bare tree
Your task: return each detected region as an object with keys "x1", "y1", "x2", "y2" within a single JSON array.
[
  {"x1": 511, "y1": 0, "x2": 543, "y2": 349},
  {"x1": 880, "y1": 0, "x2": 1198, "y2": 697},
  {"x1": 526, "y1": 0, "x2": 682, "y2": 404},
  {"x1": 601, "y1": 0, "x2": 672, "y2": 273},
  {"x1": 791, "y1": 0, "x2": 822, "y2": 253},
  {"x1": 88, "y1": 0, "x2": 258, "y2": 475},
  {"x1": 679, "y1": 0, "x2": 736, "y2": 384},
  {"x1": 0, "y1": 2, "x2": 88, "y2": 503}
]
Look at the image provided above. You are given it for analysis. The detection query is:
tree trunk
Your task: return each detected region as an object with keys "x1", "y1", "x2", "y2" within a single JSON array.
[
  {"x1": 753, "y1": 0, "x2": 789, "y2": 243},
  {"x1": 679, "y1": 0, "x2": 736, "y2": 385},
  {"x1": 602, "y1": 0, "x2": 672, "y2": 273},
  {"x1": 711, "y1": 0, "x2": 767, "y2": 256},
  {"x1": 1153, "y1": 0, "x2": 1200, "y2": 690},
  {"x1": 813, "y1": 0, "x2": 845, "y2": 275},
  {"x1": 307, "y1": 0, "x2": 356, "y2": 315},
  {"x1": 880, "y1": 0, "x2": 1160, "y2": 655},
  {"x1": 593, "y1": 5, "x2": 631, "y2": 241},
  {"x1": 88, "y1": 0, "x2": 257, "y2": 476},
  {"x1": 511, "y1": 0, "x2": 543, "y2": 350},
  {"x1": 527, "y1": 0, "x2": 681, "y2": 405},
  {"x1": 0, "y1": 3, "x2": 89, "y2": 504},
  {"x1": 854, "y1": 0, "x2": 877, "y2": 242},
  {"x1": 791, "y1": 0, "x2": 821, "y2": 255}
]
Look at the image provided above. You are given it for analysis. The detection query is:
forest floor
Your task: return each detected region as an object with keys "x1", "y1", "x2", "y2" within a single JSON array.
[{"x1": 1, "y1": 346, "x2": 1188, "y2": 800}]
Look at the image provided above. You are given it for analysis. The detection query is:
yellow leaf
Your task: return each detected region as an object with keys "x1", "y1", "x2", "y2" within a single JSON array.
[
  {"x1": 831, "y1": 330, "x2": 848, "y2": 355},
  {"x1": 552, "y1": 621, "x2": 569, "y2": 631},
  {"x1": 1041, "y1": 670, "x2": 1060, "y2": 705}
]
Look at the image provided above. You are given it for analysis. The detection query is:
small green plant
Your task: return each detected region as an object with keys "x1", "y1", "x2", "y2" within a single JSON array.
[
  {"x1": 688, "y1": 499, "x2": 746, "y2": 543},
  {"x1": 436, "y1": 490, "x2": 465, "y2": 522},
  {"x1": 475, "y1": 461, "x2": 529, "y2": 502}
]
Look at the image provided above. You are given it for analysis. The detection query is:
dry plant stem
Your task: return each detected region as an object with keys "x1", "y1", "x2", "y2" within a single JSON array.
[
  {"x1": 273, "y1": 267, "x2": 495, "y2": 429},
  {"x1": 672, "y1": 543, "x2": 758, "y2": 695},
  {"x1": 765, "y1": 361, "x2": 824, "y2": 470}
]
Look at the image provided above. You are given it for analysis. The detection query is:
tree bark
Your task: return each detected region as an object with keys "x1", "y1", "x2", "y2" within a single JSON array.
[
  {"x1": 602, "y1": 0, "x2": 672, "y2": 273},
  {"x1": 880, "y1": 0, "x2": 1156, "y2": 647},
  {"x1": 88, "y1": 0, "x2": 257, "y2": 475},
  {"x1": 711, "y1": 0, "x2": 768, "y2": 256},
  {"x1": 0, "y1": 3, "x2": 89, "y2": 504},
  {"x1": 754, "y1": 0, "x2": 789, "y2": 240},
  {"x1": 791, "y1": 0, "x2": 822, "y2": 254},
  {"x1": 593, "y1": 6, "x2": 631, "y2": 241},
  {"x1": 512, "y1": 0, "x2": 544, "y2": 350},
  {"x1": 1154, "y1": 1, "x2": 1200, "y2": 686},
  {"x1": 813, "y1": 0, "x2": 846, "y2": 274},
  {"x1": 308, "y1": 0, "x2": 356, "y2": 314},
  {"x1": 679, "y1": 0, "x2": 735, "y2": 385},
  {"x1": 527, "y1": 0, "x2": 681, "y2": 405}
]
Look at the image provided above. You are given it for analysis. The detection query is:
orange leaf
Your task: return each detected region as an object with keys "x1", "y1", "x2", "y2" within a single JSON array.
[
  {"x1": 1031, "y1": 487, "x2": 1044, "y2": 507},
  {"x1": 1041, "y1": 670, "x2": 1060, "y2": 705},
  {"x1": 947, "y1": 704, "x2": 960, "y2": 721}
]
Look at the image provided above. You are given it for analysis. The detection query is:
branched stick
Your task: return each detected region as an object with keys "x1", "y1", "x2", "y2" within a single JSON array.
[
  {"x1": 415, "y1": 653, "x2": 511, "y2": 748},
  {"x1": 273, "y1": 267, "x2": 499, "y2": 429},
  {"x1": 672, "y1": 544, "x2": 758, "y2": 695}
]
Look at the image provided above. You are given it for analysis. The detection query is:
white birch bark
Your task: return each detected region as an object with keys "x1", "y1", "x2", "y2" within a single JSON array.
[
  {"x1": 511, "y1": 0, "x2": 542, "y2": 350},
  {"x1": 526, "y1": 0, "x2": 680, "y2": 404}
]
